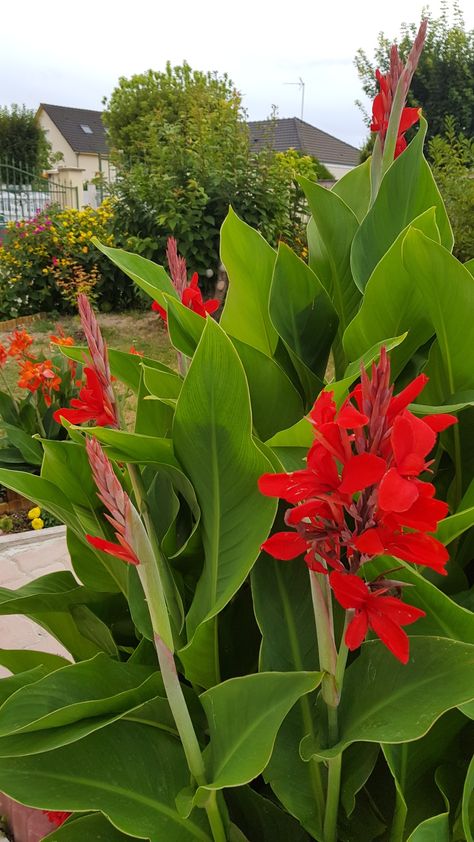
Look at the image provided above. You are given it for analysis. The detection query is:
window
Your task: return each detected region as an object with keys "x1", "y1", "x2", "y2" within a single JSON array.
[{"x1": 80, "y1": 124, "x2": 93, "y2": 134}]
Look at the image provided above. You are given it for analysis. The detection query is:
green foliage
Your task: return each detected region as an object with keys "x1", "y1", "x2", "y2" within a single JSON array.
[
  {"x1": 0, "y1": 107, "x2": 474, "y2": 842},
  {"x1": 0, "y1": 104, "x2": 50, "y2": 173},
  {"x1": 104, "y1": 62, "x2": 327, "y2": 275},
  {"x1": 354, "y1": 2, "x2": 474, "y2": 140},
  {"x1": 429, "y1": 117, "x2": 474, "y2": 262}
]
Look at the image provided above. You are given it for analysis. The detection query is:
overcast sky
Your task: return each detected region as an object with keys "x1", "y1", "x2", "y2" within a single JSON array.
[{"x1": 1, "y1": 0, "x2": 472, "y2": 149}]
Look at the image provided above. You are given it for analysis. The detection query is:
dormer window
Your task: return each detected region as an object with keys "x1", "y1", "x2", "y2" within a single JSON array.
[{"x1": 81, "y1": 124, "x2": 93, "y2": 134}]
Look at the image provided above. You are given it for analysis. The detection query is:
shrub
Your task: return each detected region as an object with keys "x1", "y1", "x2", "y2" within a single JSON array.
[{"x1": 0, "y1": 200, "x2": 139, "y2": 317}]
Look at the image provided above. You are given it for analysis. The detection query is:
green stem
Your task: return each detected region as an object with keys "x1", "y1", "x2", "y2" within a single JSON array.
[
  {"x1": 389, "y1": 789, "x2": 407, "y2": 842},
  {"x1": 321, "y1": 614, "x2": 349, "y2": 842},
  {"x1": 309, "y1": 570, "x2": 338, "y2": 706},
  {"x1": 154, "y1": 634, "x2": 227, "y2": 842},
  {"x1": 34, "y1": 396, "x2": 47, "y2": 438}
]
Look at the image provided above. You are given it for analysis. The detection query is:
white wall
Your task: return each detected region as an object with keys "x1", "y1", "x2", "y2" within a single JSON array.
[{"x1": 322, "y1": 162, "x2": 355, "y2": 180}]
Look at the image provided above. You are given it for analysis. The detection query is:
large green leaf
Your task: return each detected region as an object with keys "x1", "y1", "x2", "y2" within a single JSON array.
[
  {"x1": 463, "y1": 754, "x2": 474, "y2": 842},
  {"x1": 82, "y1": 426, "x2": 178, "y2": 467},
  {"x1": 332, "y1": 158, "x2": 371, "y2": 223},
  {"x1": 173, "y1": 319, "x2": 276, "y2": 687},
  {"x1": 92, "y1": 238, "x2": 178, "y2": 308},
  {"x1": 343, "y1": 209, "x2": 439, "y2": 376},
  {"x1": 231, "y1": 337, "x2": 304, "y2": 440},
  {"x1": 60, "y1": 345, "x2": 174, "y2": 394},
  {"x1": 0, "y1": 468, "x2": 78, "y2": 529},
  {"x1": 166, "y1": 295, "x2": 206, "y2": 358},
  {"x1": 304, "y1": 637, "x2": 474, "y2": 759},
  {"x1": 225, "y1": 786, "x2": 312, "y2": 842},
  {"x1": 402, "y1": 228, "x2": 474, "y2": 395},
  {"x1": 0, "y1": 572, "x2": 122, "y2": 661},
  {"x1": 0, "y1": 655, "x2": 158, "y2": 732},
  {"x1": 0, "y1": 649, "x2": 69, "y2": 674},
  {"x1": 0, "y1": 721, "x2": 212, "y2": 841},
  {"x1": 302, "y1": 176, "x2": 360, "y2": 376},
  {"x1": 42, "y1": 812, "x2": 139, "y2": 841},
  {"x1": 199, "y1": 671, "x2": 320, "y2": 791},
  {"x1": 269, "y1": 242, "x2": 337, "y2": 404},
  {"x1": 350, "y1": 117, "x2": 453, "y2": 291},
  {"x1": 383, "y1": 711, "x2": 467, "y2": 839},
  {"x1": 0, "y1": 423, "x2": 43, "y2": 466},
  {"x1": 252, "y1": 554, "x2": 325, "y2": 839},
  {"x1": 220, "y1": 207, "x2": 278, "y2": 357}
]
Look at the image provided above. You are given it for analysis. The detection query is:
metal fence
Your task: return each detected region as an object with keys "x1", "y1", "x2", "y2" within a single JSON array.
[{"x1": 0, "y1": 159, "x2": 78, "y2": 225}]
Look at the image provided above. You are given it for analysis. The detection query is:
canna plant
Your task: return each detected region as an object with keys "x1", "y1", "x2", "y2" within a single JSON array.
[{"x1": 0, "y1": 18, "x2": 473, "y2": 842}]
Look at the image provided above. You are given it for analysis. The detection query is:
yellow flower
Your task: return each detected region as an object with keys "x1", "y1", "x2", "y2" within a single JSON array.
[
  {"x1": 28, "y1": 506, "x2": 41, "y2": 520},
  {"x1": 31, "y1": 518, "x2": 44, "y2": 530},
  {"x1": 82, "y1": 246, "x2": 88, "y2": 253}
]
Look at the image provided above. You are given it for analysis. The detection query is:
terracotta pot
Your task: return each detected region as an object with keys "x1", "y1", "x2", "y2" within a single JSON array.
[{"x1": 0, "y1": 794, "x2": 54, "y2": 841}]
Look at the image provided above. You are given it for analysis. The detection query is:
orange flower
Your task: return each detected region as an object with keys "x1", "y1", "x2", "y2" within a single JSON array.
[
  {"x1": 8, "y1": 329, "x2": 33, "y2": 358},
  {"x1": 50, "y1": 333, "x2": 74, "y2": 347},
  {"x1": 18, "y1": 358, "x2": 62, "y2": 406},
  {"x1": 129, "y1": 346, "x2": 143, "y2": 356}
]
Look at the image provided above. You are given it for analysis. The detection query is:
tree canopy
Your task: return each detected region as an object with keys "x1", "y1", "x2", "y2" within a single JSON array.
[
  {"x1": 0, "y1": 104, "x2": 50, "y2": 172},
  {"x1": 354, "y1": 2, "x2": 474, "y2": 140},
  {"x1": 103, "y1": 62, "x2": 330, "y2": 275}
]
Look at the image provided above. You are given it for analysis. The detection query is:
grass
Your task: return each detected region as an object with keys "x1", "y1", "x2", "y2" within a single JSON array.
[{"x1": 0, "y1": 310, "x2": 176, "y2": 398}]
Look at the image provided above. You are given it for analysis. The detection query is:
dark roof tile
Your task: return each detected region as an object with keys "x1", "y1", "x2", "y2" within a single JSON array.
[
  {"x1": 39, "y1": 104, "x2": 109, "y2": 155},
  {"x1": 248, "y1": 117, "x2": 359, "y2": 166}
]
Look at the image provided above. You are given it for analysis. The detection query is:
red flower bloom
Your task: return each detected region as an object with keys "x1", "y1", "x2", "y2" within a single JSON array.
[
  {"x1": 330, "y1": 571, "x2": 425, "y2": 664},
  {"x1": 53, "y1": 366, "x2": 117, "y2": 427},
  {"x1": 259, "y1": 347, "x2": 455, "y2": 660},
  {"x1": 0, "y1": 343, "x2": 7, "y2": 367},
  {"x1": 152, "y1": 238, "x2": 218, "y2": 324},
  {"x1": 371, "y1": 70, "x2": 420, "y2": 158}
]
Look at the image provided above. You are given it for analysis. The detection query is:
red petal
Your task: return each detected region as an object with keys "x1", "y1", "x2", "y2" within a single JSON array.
[
  {"x1": 368, "y1": 594, "x2": 425, "y2": 626},
  {"x1": 389, "y1": 533, "x2": 448, "y2": 573},
  {"x1": 422, "y1": 414, "x2": 458, "y2": 433},
  {"x1": 368, "y1": 612, "x2": 410, "y2": 663},
  {"x1": 399, "y1": 107, "x2": 421, "y2": 133},
  {"x1": 339, "y1": 453, "x2": 386, "y2": 494},
  {"x1": 378, "y1": 468, "x2": 419, "y2": 512},
  {"x1": 395, "y1": 494, "x2": 448, "y2": 532},
  {"x1": 258, "y1": 470, "x2": 323, "y2": 503},
  {"x1": 86, "y1": 535, "x2": 140, "y2": 565},
  {"x1": 354, "y1": 528, "x2": 386, "y2": 556},
  {"x1": 329, "y1": 571, "x2": 369, "y2": 609},
  {"x1": 261, "y1": 531, "x2": 307, "y2": 560},
  {"x1": 204, "y1": 299, "x2": 220, "y2": 315},
  {"x1": 345, "y1": 610, "x2": 369, "y2": 650},
  {"x1": 389, "y1": 375, "x2": 428, "y2": 418},
  {"x1": 336, "y1": 403, "x2": 368, "y2": 429},
  {"x1": 308, "y1": 391, "x2": 337, "y2": 427}
]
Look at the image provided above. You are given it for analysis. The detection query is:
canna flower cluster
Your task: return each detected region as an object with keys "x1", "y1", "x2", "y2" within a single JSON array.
[
  {"x1": 54, "y1": 294, "x2": 119, "y2": 428},
  {"x1": 152, "y1": 237, "x2": 219, "y2": 324},
  {"x1": 259, "y1": 349, "x2": 456, "y2": 663},
  {"x1": 17, "y1": 358, "x2": 62, "y2": 406},
  {"x1": 371, "y1": 19, "x2": 427, "y2": 158}
]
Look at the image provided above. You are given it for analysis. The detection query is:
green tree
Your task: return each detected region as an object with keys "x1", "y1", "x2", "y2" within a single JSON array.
[
  {"x1": 0, "y1": 104, "x2": 50, "y2": 171},
  {"x1": 103, "y1": 62, "x2": 329, "y2": 276},
  {"x1": 429, "y1": 116, "x2": 474, "y2": 262},
  {"x1": 354, "y1": 1, "x2": 474, "y2": 140}
]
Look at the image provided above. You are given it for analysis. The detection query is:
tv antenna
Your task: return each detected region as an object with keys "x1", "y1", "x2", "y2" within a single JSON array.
[{"x1": 284, "y1": 77, "x2": 305, "y2": 120}]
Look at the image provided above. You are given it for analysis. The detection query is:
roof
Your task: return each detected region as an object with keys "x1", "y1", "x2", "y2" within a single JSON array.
[
  {"x1": 38, "y1": 104, "x2": 109, "y2": 155},
  {"x1": 247, "y1": 117, "x2": 359, "y2": 166}
]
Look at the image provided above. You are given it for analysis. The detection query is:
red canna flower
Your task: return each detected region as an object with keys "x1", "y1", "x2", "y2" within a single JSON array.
[
  {"x1": 129, "y1": 345, "x2": 143, "y2": 356},
  {"x1": 85, "y1": 437, "x2": 141, "y2": 566},
  {"x1": 0, "y1": 343, "x2": 7, "y2": 367},
  {"x1": 259, "y1": 347, "x2": 456, "y2": 661},
  {"x1": 43, "y1": 811, "x2": 72, "y2": 827},
  {"x1": 50, "y1": 333, "x2": 74, "y2": 347},
  {"x1": 54, "y1": 366, "x2": 117, "y2": 426},
  {"x1": 152, "y1": 237, "x2": 219, "y2": 325},
  {"x1": 7, "y1": 328, "x2": 33, "y2": 358},
  {"x1": 330, "y1": 571, "x2": 425, "y2": 664},
  {"x1": 370, "y1": 21, "x2": 427, "y2": 160}
]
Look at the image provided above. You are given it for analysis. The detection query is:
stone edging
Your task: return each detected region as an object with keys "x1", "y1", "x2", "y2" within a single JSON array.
[{"x1": 0, "y1": 524, "x2": 66, "y2": 548}]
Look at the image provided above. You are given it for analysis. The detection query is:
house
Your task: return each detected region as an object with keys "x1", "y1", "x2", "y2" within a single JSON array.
[
  {"x1": 36, "y1": 104, "x2": 110, "y2": 183},
  {"x1": 247, "y1": 117, "x2": 360, "y2": 180}
]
